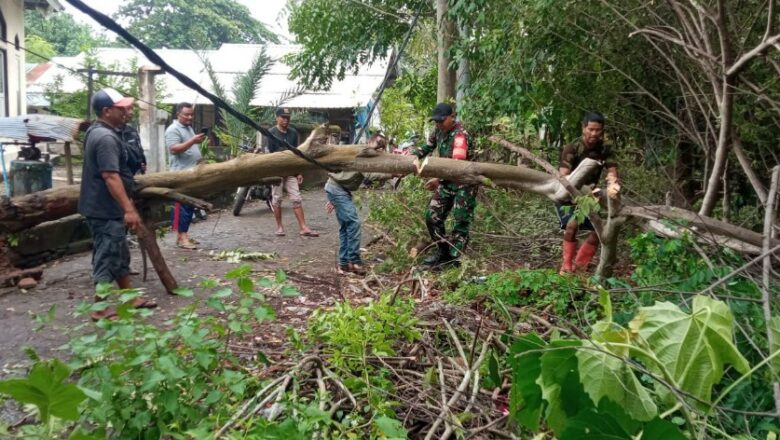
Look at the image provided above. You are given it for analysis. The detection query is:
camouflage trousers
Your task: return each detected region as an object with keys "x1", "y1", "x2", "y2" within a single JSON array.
[{"x1": 425, "y1": 182, "x2": 478, "y2": 258}]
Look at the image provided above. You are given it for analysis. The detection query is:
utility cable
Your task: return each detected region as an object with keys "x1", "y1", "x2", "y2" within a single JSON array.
[
  {"x1": 64, "y1": 0, "x2": 337, "y2": 172},
  {"x1": 353, "y1": 0, "x2": 425, "y2": 142},
  {"x1": 1, "y1": 35, "x2": 167, "y2": 115}
]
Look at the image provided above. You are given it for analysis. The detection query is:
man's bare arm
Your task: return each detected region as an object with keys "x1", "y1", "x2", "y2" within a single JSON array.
[
  {"x1": 169, "y1": 133, "x2": 206, "y2": 155},
  {"x1": 101, "y1": 171, "x2": 141, "y2": 230}
]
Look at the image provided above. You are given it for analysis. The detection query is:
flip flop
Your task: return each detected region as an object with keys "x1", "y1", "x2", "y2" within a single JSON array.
[
  {"x1": 130, "y1": 297, "x2": 158, "y2": 309},
  {"x1": 177, "y1": 241, "x2": 197, "y2": 249},
  {"x1": 275, "y1": 231, "x2": 286, "y2": 236},
  {"x1": 90, "y1": 309, "x2": 118, "y2": 322},
  {"x1": 300, "y1": 231, "x2": 319, "y2": 237}
]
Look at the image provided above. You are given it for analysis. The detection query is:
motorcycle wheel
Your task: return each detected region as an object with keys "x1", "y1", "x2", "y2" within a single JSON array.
[{"x1": 233, "y1": 186, "x2": 250, "y2": 216}]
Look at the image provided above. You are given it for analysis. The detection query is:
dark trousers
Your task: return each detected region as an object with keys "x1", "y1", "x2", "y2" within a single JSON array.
[{"x1": 171, "y1": 202, "x2": 194, "y2": 233}]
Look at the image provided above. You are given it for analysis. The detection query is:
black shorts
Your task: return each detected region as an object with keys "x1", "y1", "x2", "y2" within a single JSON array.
[
  {"x1": 86, "y1": 218, "x2": 130, "y2": 284},
  {"x1": 554, "y1": 203, "x2": 594, "y2": 231}
]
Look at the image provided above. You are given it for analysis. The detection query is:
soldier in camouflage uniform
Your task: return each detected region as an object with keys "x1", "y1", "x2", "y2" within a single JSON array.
[{"x1": 413, "y1": 103, "x2": 478, "y2": 268}]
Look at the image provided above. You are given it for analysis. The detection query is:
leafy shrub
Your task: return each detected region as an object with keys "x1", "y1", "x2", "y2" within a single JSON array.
[
  {"x1": 307, "y1": 295, "x2": 420, "y2": 415},
  {"x1": 509, "y1": 293, "x2": 755, "y2": 439},
  {"x1": 446, "y1": 268, "x2": 584, "y2": 316},
  {"x1": 0, "y1": 265, "x2": 297, "y2": 439}
]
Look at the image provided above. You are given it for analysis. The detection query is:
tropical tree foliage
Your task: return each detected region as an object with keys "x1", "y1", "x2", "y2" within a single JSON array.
[
  {"x1": 286, "y1": 0, "x2": 432, "y2": 89},
  {"x1": 115, "y1": 0, "x2": 279, "y2": 50},
  {"x1": 25, "y1": 9, "x2": 110, "y2": 56}
]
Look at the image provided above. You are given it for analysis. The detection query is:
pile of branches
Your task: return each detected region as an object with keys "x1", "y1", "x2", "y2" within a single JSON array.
[{"x1": 217, "y1": 301, "x2": 564, "y2": 439}]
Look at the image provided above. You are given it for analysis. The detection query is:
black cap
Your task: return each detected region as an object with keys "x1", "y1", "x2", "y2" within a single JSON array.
[
  {"x1": 429, "y1": 102, "x2": 454, "y2": 122},
  {"x1": 92, "y1": 88, "x2": 134, "y2": 115},
  {"x1": 275, "y1": 107, "x2": 292, "y2": 117}
]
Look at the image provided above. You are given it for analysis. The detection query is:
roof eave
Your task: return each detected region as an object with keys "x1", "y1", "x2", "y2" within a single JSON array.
[{"x1": 24, "y1": 0, "x2": 65, "y2": 12}]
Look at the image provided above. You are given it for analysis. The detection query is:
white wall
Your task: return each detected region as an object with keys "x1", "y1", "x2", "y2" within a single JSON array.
[{"x1": 0, "y1": 0, "x2": 26, "y2": 117}]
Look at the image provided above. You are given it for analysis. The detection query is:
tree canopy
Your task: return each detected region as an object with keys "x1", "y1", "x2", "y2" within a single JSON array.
[
  {"x1": 25, "y1": 9, "x2": 110, "y2": 57},
  {"x1": 286, "y1": 0, "x2": 431, "y2": 89},
  {"x1": 114, "y1": 0, "x2": 279, "y2": 50}
]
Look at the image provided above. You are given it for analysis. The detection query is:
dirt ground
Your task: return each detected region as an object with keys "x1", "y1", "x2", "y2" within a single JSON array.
[{"x1": 0, "y1": 189, "x2": 378, "y2": 371}]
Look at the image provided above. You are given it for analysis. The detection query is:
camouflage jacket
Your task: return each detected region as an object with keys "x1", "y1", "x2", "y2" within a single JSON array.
[{"x1": 414, "y1": 122, "x2": 475, "y2": 161}]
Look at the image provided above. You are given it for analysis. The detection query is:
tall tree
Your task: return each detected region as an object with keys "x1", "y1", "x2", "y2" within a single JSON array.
[
  {"x1": 115, "y1": 0, "x2": 279, "y2": 50},
  {"x1": 286, "y1": 0, "x2": 432, "y2": 89},
  {"x1": 25, "y1": 9, "x2": 109, "y2": 56}
]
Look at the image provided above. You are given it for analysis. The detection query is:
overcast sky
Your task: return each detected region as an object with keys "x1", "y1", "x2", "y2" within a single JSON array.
[{"x1": 62, "y1": 0, "x2": 292, "y2": 42}]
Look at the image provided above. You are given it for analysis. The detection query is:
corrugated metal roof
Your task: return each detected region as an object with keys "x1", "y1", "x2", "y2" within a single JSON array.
[
  {"x1": 0, "y1": 115, "x2": 85, "y2": 142},
  {"x1": 27, "y1": 44, "x2": 388, "y2": 110}
]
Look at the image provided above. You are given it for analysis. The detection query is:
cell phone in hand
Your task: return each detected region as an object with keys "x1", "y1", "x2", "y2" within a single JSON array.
[{"x1": 200, "y1": 127, "x2": 209, "y2": 135}]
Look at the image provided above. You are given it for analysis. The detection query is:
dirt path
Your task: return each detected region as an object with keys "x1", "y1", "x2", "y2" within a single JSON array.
[{"x1": 0, "y1": 189, "x2": 375, "y2": 369}]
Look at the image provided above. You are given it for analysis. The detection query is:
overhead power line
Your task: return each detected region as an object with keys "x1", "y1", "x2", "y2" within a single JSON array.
[{"x1": 63, "y1": 0, "x2": 336, "y2": 172}]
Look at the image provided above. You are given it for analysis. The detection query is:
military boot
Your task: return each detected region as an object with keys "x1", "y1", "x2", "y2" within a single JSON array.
[{"x1": 423, "y1": 243, "x2": 450, "y2": 267}]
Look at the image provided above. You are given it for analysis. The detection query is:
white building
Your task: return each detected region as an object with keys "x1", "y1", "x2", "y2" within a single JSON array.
[{"x1": 0, "y1": 0, "x2": 63, "y2": 117}]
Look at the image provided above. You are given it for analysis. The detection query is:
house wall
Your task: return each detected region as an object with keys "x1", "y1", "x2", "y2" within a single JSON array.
[{"x1": 0, "y1": 0, "x2": 26, "y2": 117}]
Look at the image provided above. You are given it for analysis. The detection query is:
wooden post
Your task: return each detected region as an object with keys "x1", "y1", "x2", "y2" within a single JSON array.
[
  {"x1": 63, "y1": 141, "x2": 74, "y2": 185},
  {"x1": 137, "y1": 65, "x2": 165, "y2": 173},
  {"x1": 85, "y1": 67, "x2": 94, "y2": 120},
  {"x1": 762, "y1": 165, "x2": 780, "y2": 424}
]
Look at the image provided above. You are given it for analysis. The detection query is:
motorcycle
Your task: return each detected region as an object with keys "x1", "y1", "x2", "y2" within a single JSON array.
[
  {"x1": 233, "y1": 184, "x2": 274, "y2": 216},
  {"x1": 232, "y1": 144, "x2": 275, "y2": 216}
]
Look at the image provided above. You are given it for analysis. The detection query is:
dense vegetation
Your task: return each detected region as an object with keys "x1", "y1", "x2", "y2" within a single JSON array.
[{"x1": 3, "y1": 0, "x2": 778, "y2": 438}]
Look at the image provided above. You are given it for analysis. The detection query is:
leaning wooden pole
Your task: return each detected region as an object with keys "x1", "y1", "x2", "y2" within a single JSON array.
[{"x1": 762, "y1": 165, "x2": 780, "y2": 423}]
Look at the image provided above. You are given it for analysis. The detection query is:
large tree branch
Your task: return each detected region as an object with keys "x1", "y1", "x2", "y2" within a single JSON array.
[{"x1": 727, "y1": 33, "x2": 780, "y2": 77}]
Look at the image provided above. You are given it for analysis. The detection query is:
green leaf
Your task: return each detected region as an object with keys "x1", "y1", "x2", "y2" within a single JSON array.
[
  {"x1": 69, "y1": 428, "x2": 104, "y2": 440},
  {"x1": 280, "y1": 285, "x2": 301, "y2": 297},
  {"x1": 172, "y1": 288, "x2": 194, "y2": 297},
  {"x1": 629, "y1": 295, "x2": 750, "y2": 405},
  {"x1": 508, "y1": 334, "x2": 545, "y2": 430},
  {"x1": 275, "y1": 269, "x2": 287, "y2": 283},
  {"x1": 577, "y1": 338, "x2": 657, "y2": 421},
  {"x1": 212, "y1": 288, "x2": 233, "y2": 298},
  {"x1": 599, "y1": 288, "x2": 612, "y2": 323},
  {"x1": 640, "y1": 417, "x2": 687, "y2": 440},
  {"x1": 769, "y1": 317, "x2": 780, "y2": 376},
  {"x1": 226, "y1": 264, "x2": 252, "y2": 279},
  {"x1": 0, "y1": 359, "x2": 86, "y2": 422},
  {"x1": 259, "y1": 278, "x2": 274, "y2": 288},
  {"x1": 238, "y1": 277, "x2": 254, "y2": 293},
  {"x1": 536, "y1": 340, "x2": 592, "y2": 436},
  {"x1": 374, "y1": 415, "x2": 408, "y2": 439},
  {"x1": 488, "y1": 350, "x2": 501, "y2": 387},
  {"x1": 254, "y1": 306, "x2": 276, "y2": 322},
  {"x1": 559, "y1": 408, "x2": 632, "y2": 440}
]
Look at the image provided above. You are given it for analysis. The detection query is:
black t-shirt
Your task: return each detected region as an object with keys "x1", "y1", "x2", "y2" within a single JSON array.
[
  {"x1": 119, "y1": 125, "x2": 147, "y2": 175},
  {"x1": 266, "y1": 126, "x2": 299, "y2": 153},
  {"x1": 78, "y1": 121, "x2": 135, "y2": 220}
]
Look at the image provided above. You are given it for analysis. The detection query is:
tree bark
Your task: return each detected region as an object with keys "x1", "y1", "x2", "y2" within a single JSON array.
[
  {"x1": 134, "y1": 218, "x2": 177, "y2": 293},
  {"x1": 436, "y1": 0, "x2": 456, "y2": 102},
  {"x1": 762, "y1": 165, "x2": 780, "y2": 423},
  {"x1": 700, "y1": 77, "x2": 735, "y2": 216}
]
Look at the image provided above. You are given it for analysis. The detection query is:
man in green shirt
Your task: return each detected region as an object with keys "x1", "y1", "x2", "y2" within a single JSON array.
[{"x1": 413, "y1": 103, "x2": 478, "y2": 268}]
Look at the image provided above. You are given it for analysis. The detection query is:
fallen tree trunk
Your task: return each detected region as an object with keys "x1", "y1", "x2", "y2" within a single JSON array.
[
  {"x1": 0, "y1": 129, "x2": 592, "y2": 233},
  {"x1": 1, "y1": 128, "x2": 775, "y2": 259}
]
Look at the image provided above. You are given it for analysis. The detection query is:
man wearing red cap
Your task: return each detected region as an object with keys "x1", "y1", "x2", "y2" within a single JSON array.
[{"x1": 79, "y1": 88, "x2": 157, "y2": 320}]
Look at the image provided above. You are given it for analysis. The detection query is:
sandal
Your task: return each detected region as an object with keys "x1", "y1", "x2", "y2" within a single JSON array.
[
  {"x1": 177, "y1": 240, "x2": 197, "y2": 249},
  {"x1": 300, "y1": 231, "x2": 320, "y2": 237},
  {"x1": 129, "y1": 297, "x2": 158, "y2": 309},
  {"x1": 90, "y1": 309, "x2": 118, "y2": 321},
  {"x1": 275, "y1": 231, "x2": 286, "y2": 236}
]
